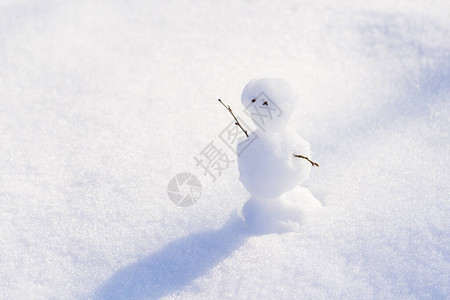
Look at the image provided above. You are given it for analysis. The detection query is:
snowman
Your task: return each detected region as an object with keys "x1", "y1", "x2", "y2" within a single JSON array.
[{"x1": 237, "y1": 78, "x2": 321, "y2": 234}]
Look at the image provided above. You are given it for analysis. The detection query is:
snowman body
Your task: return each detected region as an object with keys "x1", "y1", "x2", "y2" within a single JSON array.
[
  {"x1": 237, "y1": 126, "x2": 311, "y2": 199},
  {"x1": 237, "y1": 78, "x2": 321, "y2": 233}
]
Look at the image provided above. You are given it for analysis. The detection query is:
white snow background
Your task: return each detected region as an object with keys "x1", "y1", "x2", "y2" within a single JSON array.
[{"x1": 1, "y1": 0, "x2": 449, "y2": 299}]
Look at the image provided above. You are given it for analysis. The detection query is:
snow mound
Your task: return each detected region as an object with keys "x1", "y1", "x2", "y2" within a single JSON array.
[{"x1": 241, "y1": 186, "x2": 321, "y2": 234}]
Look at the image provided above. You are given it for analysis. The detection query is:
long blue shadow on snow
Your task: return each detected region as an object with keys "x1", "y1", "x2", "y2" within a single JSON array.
[{"x1": 94, "y1": 216, "x2": 248, "y2": 300}]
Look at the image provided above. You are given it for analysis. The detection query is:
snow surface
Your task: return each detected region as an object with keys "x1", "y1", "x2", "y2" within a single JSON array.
[{"x1": 1, "y1": 0, "x2": 449, "y2": 299}]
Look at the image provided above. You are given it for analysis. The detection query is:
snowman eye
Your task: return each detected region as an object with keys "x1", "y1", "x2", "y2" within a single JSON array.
[
  {"x1": 262, "y1": 101, "x2": 268, "y2": 105},
  {"x1": 251, "y1": 99, "x2": 256, "y2": 103}
]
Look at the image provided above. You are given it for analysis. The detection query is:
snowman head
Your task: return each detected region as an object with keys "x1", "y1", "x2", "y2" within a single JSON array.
[{"x1": 241, "y1": 78, "x2": 297, "y2": 133}]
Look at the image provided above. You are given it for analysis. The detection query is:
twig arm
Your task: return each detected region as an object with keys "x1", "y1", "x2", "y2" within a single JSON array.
[
  {"x1": 218, "y1": 99, "x2": 249, "y2": 137},
  {"x1": 294, "y1": 154, "x2": 319, "y2": 167}
]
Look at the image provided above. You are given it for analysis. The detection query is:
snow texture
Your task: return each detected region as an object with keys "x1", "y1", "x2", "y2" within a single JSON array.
[{"x1": 1, "y1": 0, "x2": 449, "y2": 299}]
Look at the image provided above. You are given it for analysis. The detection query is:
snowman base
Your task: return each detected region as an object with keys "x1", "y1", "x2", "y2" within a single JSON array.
[{"x1": 240, "y1": 186, "x2": 321, "y2": 234}]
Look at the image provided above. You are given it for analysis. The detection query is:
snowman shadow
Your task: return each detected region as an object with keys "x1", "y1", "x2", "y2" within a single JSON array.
[{"x1": 94, "y1": 215, "x2": 248, "y2": 300}]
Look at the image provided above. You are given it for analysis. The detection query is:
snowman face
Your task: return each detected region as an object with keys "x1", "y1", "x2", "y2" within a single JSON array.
[{"x1": 241, "y1": 78, "x2": 297, "y2": 133}]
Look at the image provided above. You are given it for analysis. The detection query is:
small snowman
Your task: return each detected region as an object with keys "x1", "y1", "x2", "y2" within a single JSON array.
[{"x1": 237, "y1": 78, "x2": 321, "y2": 234}]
